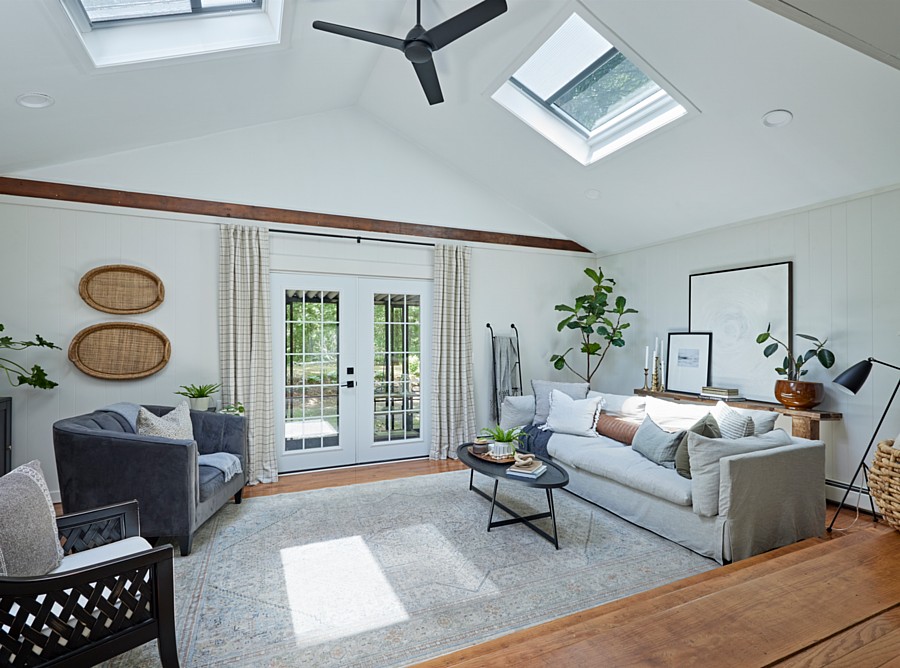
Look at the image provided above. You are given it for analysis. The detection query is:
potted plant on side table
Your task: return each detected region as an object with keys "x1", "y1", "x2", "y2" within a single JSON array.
[
  {"x1": 757, "y1": 323, "x2": 836, "y2": 409},
  {"x1": 175, "y1": 383, "x2": 221, "y2": 411}
]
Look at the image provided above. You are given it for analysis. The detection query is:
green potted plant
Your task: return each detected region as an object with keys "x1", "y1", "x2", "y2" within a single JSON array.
[
  {"x1": 756, "y1": 323, "x2": 836, "y2": 408},
  {"x1": 219, "y1": 401, "x2": 244, "y2": 416},
  {"x1": 0, "y1": 323, "x2": 60, "y2": 389},
  {"x1": 550, "y1": 267, "x2": 638, "y2": 384},
  {"x1": 175, "y1": 383, "x2": 221, "y2": 411},
  {"x1": 478, "y1": 425, "x2": 528, "y2": 458}
]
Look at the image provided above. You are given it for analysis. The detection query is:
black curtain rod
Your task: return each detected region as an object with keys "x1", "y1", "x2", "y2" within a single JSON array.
[{"x1": 271, "y1": 228, "x2": 435, "y2": 247}]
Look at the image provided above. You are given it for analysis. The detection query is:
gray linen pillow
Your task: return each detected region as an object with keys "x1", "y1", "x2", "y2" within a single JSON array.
[
  {"x1": 632, "y1": 416, "x2": 685, "y2": 468},
  {"x1": 674, "y1": 413, "x2": 721, "y2": 479},
  {"x1": 499, "y1": 395, "x2": 536, "y2": 429},
  {"x1": 0, "y1": 460, "x2": 65, "y2": 576},
  {"x1": 531, "y1": 380, "x2": 588, "y2": 425},
  {"x1": 688, "y1": 429, "x2": 794, "y2": 517}
]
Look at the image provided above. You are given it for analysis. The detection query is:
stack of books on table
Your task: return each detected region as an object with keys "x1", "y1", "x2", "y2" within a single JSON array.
[
  {"x1": 506, "y1": 460, "x2": 547, "y2": 479},
  {"x1": 700, "y1": 386, "x2": 744, "y2": 401}
]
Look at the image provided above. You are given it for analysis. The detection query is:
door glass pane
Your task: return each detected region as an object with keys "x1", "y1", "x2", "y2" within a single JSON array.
[
  {"x1": 371, "y1": 292, "x2": 422, "y2": 443},
  {"x1": 284, "y1": 289, "x2": 340, "y2": 452}
]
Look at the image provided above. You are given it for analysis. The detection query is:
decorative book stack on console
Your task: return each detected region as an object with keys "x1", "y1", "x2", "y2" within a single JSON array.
[{"x1": 634, "y1": 389, "x2": 841, "y2": 440}]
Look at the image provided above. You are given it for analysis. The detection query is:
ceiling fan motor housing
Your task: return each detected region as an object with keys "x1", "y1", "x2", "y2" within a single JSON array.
[{"x1": 404, "y1": 26, "x2": 433, "y2": 63}]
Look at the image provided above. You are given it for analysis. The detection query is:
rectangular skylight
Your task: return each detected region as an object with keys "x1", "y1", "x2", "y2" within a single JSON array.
[
  {"x1": 493, "y1": 12, "x2": 692, "y2": 165},
  {"x1": 75, "y1": 0, "x2": 260, "y2": 27}
]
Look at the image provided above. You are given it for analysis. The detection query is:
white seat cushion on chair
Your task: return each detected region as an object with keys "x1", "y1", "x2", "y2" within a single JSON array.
[{"x1": 50, "y1": 536, "x2": 154, "y2": 574}]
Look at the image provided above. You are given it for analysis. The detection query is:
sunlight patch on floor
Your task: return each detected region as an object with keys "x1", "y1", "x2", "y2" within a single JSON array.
[{"x1": 281, "y1": 536, "x2": 409, "y2": 645}]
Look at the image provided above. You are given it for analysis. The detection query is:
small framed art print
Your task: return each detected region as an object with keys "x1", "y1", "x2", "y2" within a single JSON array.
[{"x1": 666, "y1": 332, "x2": 712, "y2": 395}]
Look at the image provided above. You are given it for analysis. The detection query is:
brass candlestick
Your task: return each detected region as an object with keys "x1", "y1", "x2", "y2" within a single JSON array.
[
  {"x1": 642, "y1": 367, "x2": 650, "y2": 391},
  {"x1": 653, "y1": 356, "x2": 664, "y2": 391}
]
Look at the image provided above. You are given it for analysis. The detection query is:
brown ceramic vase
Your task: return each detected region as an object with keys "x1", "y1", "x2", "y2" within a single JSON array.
[{"x1": 774, "y1": 380, "x2": 824, "y2": 409}]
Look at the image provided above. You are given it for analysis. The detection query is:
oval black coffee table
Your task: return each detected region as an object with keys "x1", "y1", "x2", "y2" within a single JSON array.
[{"x1": 457, "y1": 443, "x2": 569, "y2": 549}]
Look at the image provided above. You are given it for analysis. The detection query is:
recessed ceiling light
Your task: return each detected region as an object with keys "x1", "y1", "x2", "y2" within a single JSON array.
[
  {"x1": 762, "y1": 109, "x2": 793, "y2": 128},
  {"x1": 16, "y1": 93, "x2": 55, "y2": 109},
  {"x1": 585, "y1": 189, "x2": 601, "y2": 200}
]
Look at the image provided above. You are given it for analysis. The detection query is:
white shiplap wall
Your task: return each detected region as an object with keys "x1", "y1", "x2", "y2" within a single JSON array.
[{"x1": 595, "y1": 185, "x2": 900, "y2": 501}]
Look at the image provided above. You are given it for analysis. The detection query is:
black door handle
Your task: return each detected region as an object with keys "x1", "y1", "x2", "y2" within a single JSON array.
[{"x1": 340, "y1": 381, "x2": 355, "y2": 388}]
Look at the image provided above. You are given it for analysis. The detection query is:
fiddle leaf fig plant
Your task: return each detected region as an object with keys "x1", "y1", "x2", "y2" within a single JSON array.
[
  {"x1": 550, "y1": 266, "x2": 638, "y2": 384},
  {"x1": 756, "y1": 323, "x2": 836, "y2": 380},
  {"x1": 0, "y1": 323, "x2": 60, "y2": 389}
]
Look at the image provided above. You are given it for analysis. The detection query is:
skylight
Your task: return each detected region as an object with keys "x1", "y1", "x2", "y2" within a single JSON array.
[
  {"x1": 493, "y1": 13, "x2": 692, "y2": 165},
  {"x1": 76, "y1": 0, "x2": 261, "y2": 27},
  {"x1": 58, "y1": 0, "x2": 282, "y2": 67}
]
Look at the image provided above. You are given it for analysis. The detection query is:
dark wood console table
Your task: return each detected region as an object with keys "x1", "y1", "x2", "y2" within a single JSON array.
[{"x1": 634, "y1": 389, "x2": 841, "y2": 439}]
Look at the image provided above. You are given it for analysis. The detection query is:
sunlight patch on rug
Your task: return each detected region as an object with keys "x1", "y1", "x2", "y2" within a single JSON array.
[{"x1": 281, "y1": 536, "x2": 409, "y2": 644}]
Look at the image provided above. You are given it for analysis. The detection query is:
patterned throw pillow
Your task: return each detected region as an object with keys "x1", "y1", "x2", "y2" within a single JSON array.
[
  {"x1": 716, "y1": 402, "x2": 755, "y2": 439},
  {"x1": 0, "y1": 460, "x2": 65, "y2": 576},
  {"x1": 137, "y1": 400, "x2": 195, "y2": 440},
  {"x1": 596, "y1": 414, "x2": 640, "y2": 445}
]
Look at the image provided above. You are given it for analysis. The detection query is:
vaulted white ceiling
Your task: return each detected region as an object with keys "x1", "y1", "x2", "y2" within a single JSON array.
[{"x1": 3, "y1": 0, "x2": 900, "y2": 254}]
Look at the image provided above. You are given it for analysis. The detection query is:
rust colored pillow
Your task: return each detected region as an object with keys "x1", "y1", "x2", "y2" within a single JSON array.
[{"x1": 596, "y1": 414, "x2": 640, "y2": 445}]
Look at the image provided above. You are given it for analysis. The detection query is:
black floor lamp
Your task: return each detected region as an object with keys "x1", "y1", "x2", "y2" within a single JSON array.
[{"x1": 827, "y1": 357, "x2": 900, "y2": 532}]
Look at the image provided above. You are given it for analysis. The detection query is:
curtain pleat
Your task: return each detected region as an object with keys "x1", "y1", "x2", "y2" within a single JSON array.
[
  {"x1": 430, "y1": 245, "x2": 475, "y2": 460},
  {"x1": 218, "y1": 225, "x2": 277, "y2": 484}
]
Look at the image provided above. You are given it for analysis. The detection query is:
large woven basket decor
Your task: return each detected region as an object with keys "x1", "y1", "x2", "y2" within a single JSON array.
[
  {"x1": 79, "y1": 264, "x2": 165, "y2": 314},
  {"x1": 68, "y1": 322, "x2": 171, "y2": 380},
  {"x1": 869, "y1": 439, "x2": 900, "y2": 531}
]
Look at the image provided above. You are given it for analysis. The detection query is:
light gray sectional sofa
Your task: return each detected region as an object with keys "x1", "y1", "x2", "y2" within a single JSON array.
[{"x1": 502, "y1": 391, "x2": 826, "y2": 563}]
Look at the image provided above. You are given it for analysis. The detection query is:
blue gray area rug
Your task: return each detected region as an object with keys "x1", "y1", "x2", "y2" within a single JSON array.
[{"x1": 106, "y1": 470, "x2": 716, "y2": 667}]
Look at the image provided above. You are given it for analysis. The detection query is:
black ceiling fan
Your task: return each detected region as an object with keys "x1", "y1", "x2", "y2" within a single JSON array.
[{"x1": 313, "y1": 0, "x2": 508, "y2": 105}]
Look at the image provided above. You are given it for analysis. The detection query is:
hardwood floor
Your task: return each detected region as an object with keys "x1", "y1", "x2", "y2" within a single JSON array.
[{"x1": 246, "y1": 458, "x2": 899, "y2": 667}]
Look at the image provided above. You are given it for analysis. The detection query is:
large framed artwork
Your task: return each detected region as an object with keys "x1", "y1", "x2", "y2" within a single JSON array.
[
  {"x1": 666, "y1": 332, "x2": 712, "y2": 395},
  {"x1": 689, "y1": 262, "x2": 792, "y2": 401}
]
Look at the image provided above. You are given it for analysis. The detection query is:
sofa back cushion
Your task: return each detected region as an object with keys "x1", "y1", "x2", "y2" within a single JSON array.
[
  {"x1": 595, "y1": 392, "x2": 647, "y2": 422},
  {"x1": 531, "y1": 380, "x2": 589, "y2": 424},
  {"x1": 645, "y1": 396, "x2": 711, "y2": 431},
  {"x1": 689, "y1": 429, "x2": 794, "y2": 516},
  {"x1": 499, "y1": 395, "x2": 536, "y2": 429}
]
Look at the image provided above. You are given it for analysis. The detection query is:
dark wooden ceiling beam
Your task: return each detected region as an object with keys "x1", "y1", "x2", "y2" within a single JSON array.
[{"x1": 0, "y1": 177, "x2": 591, "y2": 253}]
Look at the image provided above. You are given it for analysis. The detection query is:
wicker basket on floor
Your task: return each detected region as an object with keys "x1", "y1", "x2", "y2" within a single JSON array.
[{"x1": 869, "y1": 439, "x2": 900, "y2": 530}]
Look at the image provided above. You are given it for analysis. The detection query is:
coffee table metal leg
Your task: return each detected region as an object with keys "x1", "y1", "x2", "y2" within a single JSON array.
[
  {"x1": 487, "y1": 479, "x2": 499, "y2": 532},
  {"x1": 546, "y1": 488, "x2": 559, "y2": 550},
  {"x1": 469, "y1": 468, "x2": 474, "y2": 491}
]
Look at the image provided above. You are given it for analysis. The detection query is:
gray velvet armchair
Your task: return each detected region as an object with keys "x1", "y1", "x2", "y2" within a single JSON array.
[{"x1": 53, "y1": 405, "x2": 248, "y2": 556}]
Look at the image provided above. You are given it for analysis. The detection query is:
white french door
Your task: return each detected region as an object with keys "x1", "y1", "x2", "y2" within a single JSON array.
[{"x1": 272, "y1": 273, "x2": 431, "y2": 472}]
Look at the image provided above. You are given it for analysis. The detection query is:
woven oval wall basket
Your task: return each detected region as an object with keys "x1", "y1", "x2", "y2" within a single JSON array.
[
  {"x1": 68, "y1": 322, "x2": 171, "y2": 380},
  {"x1": 870, "y1": 439, "x2": 900, "y2": 531},
  {"x1": 78, "y1": 264, "x2": 165, "y2": 314}
]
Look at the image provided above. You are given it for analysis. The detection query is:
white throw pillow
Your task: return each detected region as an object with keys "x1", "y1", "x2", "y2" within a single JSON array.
[
  {"x1": 137, "y1": 400, "x2": 194, "y2": 441},
  {"x1": 531, "y1": 380, "x2": 589, "y2": 424},
  {"x1": 688, "y1": 429, "x2": 794, "y2": 517},
  {"x1": 543, "y1": 390, "x2": 604, "y2": 438},
  {"x1": 499, "y1": 395, "x2": 536, "y2": 430},
  {"x1": 596, "y1": 393, "x2": 647, "y2": 422},
  {"x1": 711, "y1": 401, "x2": 778, "y2": 435},
  {"x1": 645, "y1": 396, "x2": 711, "y2": 431}
]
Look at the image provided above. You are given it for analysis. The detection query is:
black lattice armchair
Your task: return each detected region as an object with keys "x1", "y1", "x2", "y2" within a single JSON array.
[{"x1": 0, "y1": 501, "x2": 178, "y2": 667}]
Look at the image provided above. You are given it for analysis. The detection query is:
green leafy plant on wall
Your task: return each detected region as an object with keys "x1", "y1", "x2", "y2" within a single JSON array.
[
  {"x1": 0, "y1": 323, "x2": 60, "y2": 389},
  {"x1": 550, "y1": 267, "x2": 638, "y2": 384}
]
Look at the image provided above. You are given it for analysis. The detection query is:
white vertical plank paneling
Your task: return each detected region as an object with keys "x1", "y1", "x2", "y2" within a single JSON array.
[
  {"x1": 827, "y1": 203, "x2": 848, "y2": 481},
  {"x1": 871, "y1": 190, "x2": 900, "y2": 446}
]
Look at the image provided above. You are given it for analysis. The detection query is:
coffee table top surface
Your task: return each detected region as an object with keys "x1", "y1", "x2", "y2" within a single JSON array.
[{"x1": 457, "y1": 443, "x2": 569, "y2": 489}]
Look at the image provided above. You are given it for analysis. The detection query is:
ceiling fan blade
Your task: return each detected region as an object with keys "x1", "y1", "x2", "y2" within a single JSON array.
[
  {"x1": 312, "y1": 21, "x2": 405, "y2": 51},
  {"x1": 423, "y1": 0, "x2": 507, "y2": 51},
  {"x1": 412, "y1": 58, "x2": 444, "y2": 105}
]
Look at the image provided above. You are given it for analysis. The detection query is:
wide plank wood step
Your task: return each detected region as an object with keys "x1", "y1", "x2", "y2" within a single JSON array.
[{"x1": 417, "y1": 529, "x2": 886, "y2": 668}]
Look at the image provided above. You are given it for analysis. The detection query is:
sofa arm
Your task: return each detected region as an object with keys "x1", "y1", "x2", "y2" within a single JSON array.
[
  {"x1": 53, "y1": 426, "x2": 198, "y2": 537},
  {"x1": 719, "y1": 440, "x2": 825, "y2": 561}
]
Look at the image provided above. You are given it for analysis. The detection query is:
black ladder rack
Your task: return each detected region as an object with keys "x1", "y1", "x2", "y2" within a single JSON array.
[{"x1": 486, "y1": 323, "x2": 523, "y2": 422}]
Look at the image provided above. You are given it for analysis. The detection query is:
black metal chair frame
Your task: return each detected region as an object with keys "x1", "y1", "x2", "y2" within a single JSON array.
[{"x1": 0, "y1": 501, "x2": 178, "y2": 667}]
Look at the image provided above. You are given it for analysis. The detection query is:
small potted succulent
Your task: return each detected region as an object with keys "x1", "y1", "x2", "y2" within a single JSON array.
[
  {"x1": 478, "y1": 425, "x2": 528, "y2": 458},
  {"x1": 175, "y1": 383, "x2": 221, "y2": 411},
  {"x1": 757, "y1": 324, "x2": 836, "y2": 408}
]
